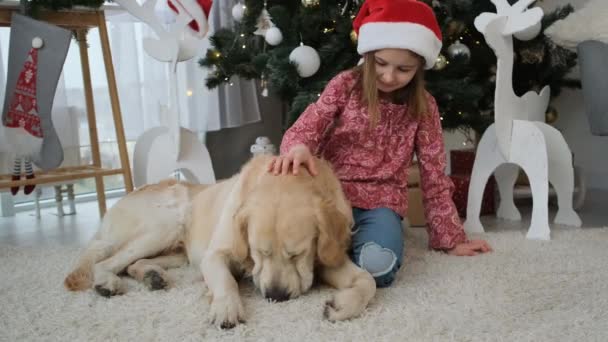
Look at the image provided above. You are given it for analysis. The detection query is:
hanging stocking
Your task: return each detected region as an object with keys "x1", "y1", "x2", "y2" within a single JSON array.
[
  {"x1": 2, "y1": 14, "x2": 72, "y2": 195},
  {"x1": 3, "y1": 40, "x2": 43, "y2": 195}
]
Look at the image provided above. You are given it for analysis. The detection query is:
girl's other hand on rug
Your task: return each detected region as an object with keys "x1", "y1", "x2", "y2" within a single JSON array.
[{"x1": 447, "y1": 240, "x2": 493, "y2": 256}]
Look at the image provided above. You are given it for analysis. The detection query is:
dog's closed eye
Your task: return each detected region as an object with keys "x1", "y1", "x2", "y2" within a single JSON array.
[
  {"x1": 258, "y1": 249, "x2": 272, "y2": 257},
  {"x1": 285, "y1": 248, "x2": 307, "y2": 260}
]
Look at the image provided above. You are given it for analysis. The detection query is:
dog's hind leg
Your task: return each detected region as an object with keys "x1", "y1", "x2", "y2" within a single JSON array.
[
  {"x1": 64, "y1": 239, "x2": 115, "y2": 291},
  {"x1": 93, "y1": 231, "x2": 180, "y2": 297},
  {"x1": 127, "y1": 253, "x2": 187, "y2": 291}
]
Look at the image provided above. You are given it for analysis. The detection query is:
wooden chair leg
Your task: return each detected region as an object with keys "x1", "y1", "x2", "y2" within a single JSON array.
[
  {"x1": 77, "y1": 28, "x2": 106, "y2": 217},
  {"x1": 97, "y1": 11, "x2": 134, "y2": 194}
]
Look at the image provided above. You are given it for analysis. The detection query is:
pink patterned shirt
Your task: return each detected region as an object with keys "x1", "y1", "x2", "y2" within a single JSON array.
[{"x1": 280, "y1": 70, "x2": 467, "y2": 250}]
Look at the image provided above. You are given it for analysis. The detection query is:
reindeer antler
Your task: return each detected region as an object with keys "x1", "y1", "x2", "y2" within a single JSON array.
[
  {"x1": 476, "y1": 0, "x2": 542, "y2": 36},
  {"x1": 114, "y1": 0, "x2": 206, "y2": 63},
  {"x1": 490, "y1": 0, "x2": 511, "y2": 14},
  {"x1": 510, "y1": 0, "x2": 537, "y2": 15},
  {"x1": 491, "y1": 0, "x2": 536, "y2": 15},
  {"x1": 114, "y1": 0, "x2": 167, "y2": 38},
  {"x1": 502, "y1": 5, "x2": 543, "y2": 35}
]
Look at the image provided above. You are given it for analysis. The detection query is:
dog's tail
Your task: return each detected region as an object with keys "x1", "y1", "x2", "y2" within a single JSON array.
[{"x1": 64, "y1": 239, "x2": 114, "y2": 291}]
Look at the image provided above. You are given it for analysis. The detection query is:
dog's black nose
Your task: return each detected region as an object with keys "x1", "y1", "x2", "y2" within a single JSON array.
[{"x1": 265, "y1": 287, "x2": 290, "y2": 302}]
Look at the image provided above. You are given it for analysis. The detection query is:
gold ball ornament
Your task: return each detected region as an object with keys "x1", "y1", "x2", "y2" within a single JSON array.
[
  {"x1": 302, "y1": 0, "x2": 320, "y2": 7},
  {"x1": 433, "y1": 54, "x2": 448, "y2": 70},
  {"x1": 350, "y1": 30, "x2": 358, "y2": 44},
  {"x1": 545, "y1": 106, "x2": 558, "y2": 124}
]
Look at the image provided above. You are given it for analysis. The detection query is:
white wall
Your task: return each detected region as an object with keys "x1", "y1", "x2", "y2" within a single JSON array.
[
  {"x1": 445, "y1": 0, "x2": 608, "y2": 190},
  {"x1": 540, "y1": 0, "x2": 608, "y2": 190},
  {"x1": 552, "y1": 88, "x2": 608, "y2": 190}
]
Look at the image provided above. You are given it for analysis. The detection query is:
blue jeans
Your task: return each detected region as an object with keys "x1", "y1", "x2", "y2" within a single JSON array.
[{"x1": 350, "y1": 207, "x2": 404, "y2": 288}]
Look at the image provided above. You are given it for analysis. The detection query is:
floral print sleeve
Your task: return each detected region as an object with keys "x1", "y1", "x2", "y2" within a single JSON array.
[
  {"x1": 415, "y1": 95, "x2": 468, "y2": 250},
  {"x1": 280, "y1": 71, "x2": 353, "y2": 155}
]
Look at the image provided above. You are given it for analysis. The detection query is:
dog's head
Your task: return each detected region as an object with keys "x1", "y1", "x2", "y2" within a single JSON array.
[{"x1": 231, "y1": 157, "x2": 352, "y2": 302}]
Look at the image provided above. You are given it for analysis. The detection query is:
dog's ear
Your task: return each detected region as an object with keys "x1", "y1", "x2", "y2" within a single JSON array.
[
  {"x1": 315, "y1": 197, "x2": 352, "y2": 268},
  {"x1": 228, "y1": 156, "x2": 270, "y2": 262},
  {"x1": 232, "y1": 204, "x2": 249, "y2": 262}
]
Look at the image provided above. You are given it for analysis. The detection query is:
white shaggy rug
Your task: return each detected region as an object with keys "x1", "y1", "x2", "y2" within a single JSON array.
[{"x1": 1, "y1": 227, "x2": 608, "y2": 342}]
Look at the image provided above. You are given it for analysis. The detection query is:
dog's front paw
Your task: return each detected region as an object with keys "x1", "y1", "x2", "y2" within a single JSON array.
[
  {"x1": 323, "y1": 290, "x2": 365, "y2": 322},
  {"x1": 93, "y1": 273, "x2": 125, "y2": 297},
  {"x1": 209, "y1": 294, "x2": 245, "y2": 329}
]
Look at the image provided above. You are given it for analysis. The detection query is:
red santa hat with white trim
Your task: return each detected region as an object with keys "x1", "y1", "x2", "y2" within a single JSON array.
[{"x1": 353, "y1": 0, "x2": 443, "y2": 69}]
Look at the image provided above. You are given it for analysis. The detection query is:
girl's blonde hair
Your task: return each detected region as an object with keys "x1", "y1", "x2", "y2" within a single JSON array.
[{"x1": 354, "y1": 51, "x2": 429, "y2": 127}]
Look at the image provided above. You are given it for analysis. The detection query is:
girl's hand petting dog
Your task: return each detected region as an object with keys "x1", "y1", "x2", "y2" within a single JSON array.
[{"x1": 268, "y1": 144, "x2": 318, "y2": 176}]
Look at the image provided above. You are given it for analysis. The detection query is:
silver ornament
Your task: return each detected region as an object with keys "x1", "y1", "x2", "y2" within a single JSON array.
[{"x1": 447, "y1": 40, "x2": 471, "y2": 62}]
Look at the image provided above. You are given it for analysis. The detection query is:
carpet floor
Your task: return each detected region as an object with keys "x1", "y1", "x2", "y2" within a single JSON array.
[{"x1": 1, "y1": 226, "x2": 607, "y2": 342}]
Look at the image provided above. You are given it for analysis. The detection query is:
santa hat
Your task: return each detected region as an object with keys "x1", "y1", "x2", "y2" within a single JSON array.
[
  {"x1": 353, "y1": 0, "x2": 442, "y2": 69},
  {"x1": 168, "y1": 0, "x2": 212, "y2": 38}
]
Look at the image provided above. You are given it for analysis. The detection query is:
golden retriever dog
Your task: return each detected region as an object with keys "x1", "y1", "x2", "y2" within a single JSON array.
[{"x1": 64, "y1": 155, "x2": 376, "y2": 328}]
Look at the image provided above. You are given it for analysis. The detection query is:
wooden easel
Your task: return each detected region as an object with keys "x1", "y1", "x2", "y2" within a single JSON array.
[{"x1": 0, "y1": 4, "x2": 134, "y2": 217}]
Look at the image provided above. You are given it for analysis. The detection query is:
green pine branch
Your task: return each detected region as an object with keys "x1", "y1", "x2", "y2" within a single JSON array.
[{"x1": 21, "y1": 0, "x2": 106, "y2": 16}]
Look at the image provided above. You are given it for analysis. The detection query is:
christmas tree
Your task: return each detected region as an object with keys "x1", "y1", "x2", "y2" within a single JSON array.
[{"x1": 200, "y1": 0, "x2": 579, "y2": 139}]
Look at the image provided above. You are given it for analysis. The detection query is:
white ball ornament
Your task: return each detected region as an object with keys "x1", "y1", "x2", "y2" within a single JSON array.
[
  {"x1": 32, "y1": 37, "x2": 44, "y2": 49},
  {"x1": 232, "y1": 3, "x2": 246, "y2": 22},
  {"x1": 289, "y1": 44, "x2": 320, "y2": 78},
  {"x1": 264, "y1": 27, "x2": 283, "y2": 46},
  {"x1": 514, "y1": 21, "x2": 542, "y2": 41}
]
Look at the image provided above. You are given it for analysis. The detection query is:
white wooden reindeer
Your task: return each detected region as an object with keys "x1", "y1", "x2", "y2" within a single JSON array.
[
  {"x1": 464, "y1": 0, "x2": 582, "y2": 240},
  {"x1": 114, "y1": 0, "x2": 216, "y2": 187}
]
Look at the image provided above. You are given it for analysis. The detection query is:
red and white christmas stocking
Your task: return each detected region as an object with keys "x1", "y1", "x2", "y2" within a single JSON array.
[
  {"x1": 2, "y1": 15, "x2": 72, "y2": 196},
  {"x1": 4, "y1": 43, "x2": 43, "y2": 195}
]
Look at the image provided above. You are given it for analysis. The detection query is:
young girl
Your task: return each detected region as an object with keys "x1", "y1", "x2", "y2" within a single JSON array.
[{"x1": 268, "y1": 0, "x2": 492, "y2": 287}]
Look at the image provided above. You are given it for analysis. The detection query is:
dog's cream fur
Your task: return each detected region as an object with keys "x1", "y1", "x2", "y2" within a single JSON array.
[{"x1": 64, "y1": 155, "x2": 376, "y2": 328}]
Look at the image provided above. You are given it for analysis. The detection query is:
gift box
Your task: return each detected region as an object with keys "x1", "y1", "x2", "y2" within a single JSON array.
[
  {"x1": 407, "y1": 187, "x2": 426, "y2": 226},
  {"x1": 408, "y1": 162, "x2": 421, "y2": 186},
  {"x1": 406, "y1": 163, "x2": 426, "y2": 226},
  {"x1": 450, "y1": 174, "x2": 496, "y2": 218},
  {"x1": 450, "y1": 148, "x2": 476, "y2": 175}
]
